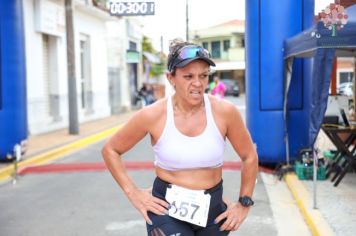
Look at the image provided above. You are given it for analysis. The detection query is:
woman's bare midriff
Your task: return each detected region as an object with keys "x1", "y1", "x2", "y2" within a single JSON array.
[{"x1": 155, "y1": 166, "x2": 223, "y2": 190}]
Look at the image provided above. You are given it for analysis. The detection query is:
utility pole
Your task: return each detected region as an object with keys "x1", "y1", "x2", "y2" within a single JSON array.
[
  {"x1": 186, "y1": 0, "x2": 189, "y2": 41},
  {"x1": 65, "y1": 0, "x2": 79, "y2": 134}
]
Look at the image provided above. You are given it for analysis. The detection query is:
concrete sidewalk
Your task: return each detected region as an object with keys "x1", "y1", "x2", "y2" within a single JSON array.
[
  {"x1": 285, "y1": 130, "x2": 356, "y2": 236},
  {"x1": 1, "y1": 110, "x2": 355, "y2": 236},
  {"x1": 0, "y1": 111, "x2": 135, "y2": 180},
  {"x1": 24, "y1": 111, "x2": 135, "y2": 157}
]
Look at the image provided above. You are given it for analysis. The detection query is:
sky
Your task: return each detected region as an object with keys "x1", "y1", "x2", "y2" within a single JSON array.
[{"x1": 140, "y1": 0, "x2": 335, "y2": 53}]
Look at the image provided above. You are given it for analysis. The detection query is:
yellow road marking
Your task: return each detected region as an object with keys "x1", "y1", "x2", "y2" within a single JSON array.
[{"x1": 0, "y1": 125, "x2": 122, "y2": 181}]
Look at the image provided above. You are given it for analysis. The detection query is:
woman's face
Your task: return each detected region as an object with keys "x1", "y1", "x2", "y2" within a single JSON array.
[{"x1": 170, "y1": 60, "x2": 210, "y2": 105}]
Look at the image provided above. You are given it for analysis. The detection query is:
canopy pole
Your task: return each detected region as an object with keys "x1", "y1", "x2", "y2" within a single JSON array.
[
  {"x1": 313, "y1": 145, "x2": 318, "y2": 209},
  {"x1": 285, "y1": 132, "x2": 290, "y2": 165},
  {"x1": 330, "y1": 58, "x2": 337, "y2": 96},
  {"x1": 284, "y1": 58, "x2": 294, "y2": 165}
]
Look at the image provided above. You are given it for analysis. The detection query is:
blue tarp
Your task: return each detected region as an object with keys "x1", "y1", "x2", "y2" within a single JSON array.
[
  {"x1": 309, "y1": 48, "x2": 336, "y2": 146},
  {"x1": 284, "y1": 4, "x2": 356, "y2": 153}
]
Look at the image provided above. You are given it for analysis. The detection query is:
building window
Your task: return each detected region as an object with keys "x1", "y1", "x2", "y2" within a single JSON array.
[
  {"x1": 221, "y1": 72, "x2": 231, "y2": 80},
  {"x1": 202, "y1": 42, "x2": 209, "y2": 50},
  {"x1": 340, "y1": 72, "x2": 354, "y2": 84},
  {"x1": 80, "y1": 34, "x2": 93, "y2": 113},
  {"x1": 223, "y1": 40, "x2": 230, "y2": 52},
  {"x1": 211, "y1": 41, "x2": 221, "y2": 58},
  {"x1": 42, "y1": 34, "x2": 61, "y2": 120},
  {"x1": 129, "y1": 41, "x2": 137, "y2": 51},
  {"x1": 236, "y1": 35, "x2": 245, "y2": 48}
]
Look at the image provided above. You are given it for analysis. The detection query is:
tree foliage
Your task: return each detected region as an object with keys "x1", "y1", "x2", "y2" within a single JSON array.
[
  {"x1": 142, "y1": 36, "x2": 166, "y2": 78},
  {"x1": 142, "y1": 36, "x2": 155, "y2": 53}
]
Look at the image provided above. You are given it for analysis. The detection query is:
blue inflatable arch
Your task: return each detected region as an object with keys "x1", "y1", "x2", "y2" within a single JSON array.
[
  {"x1": 0, "y1": 0, "x2": 28, "y2": 161},
  {"x1": 246, "y1": 0, "x2": 315, "y2": 164}
]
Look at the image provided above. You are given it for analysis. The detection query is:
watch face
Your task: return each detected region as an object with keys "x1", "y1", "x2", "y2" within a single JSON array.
[{"x1": 239, "y1": 196, "x2": 254, "y2": 207}]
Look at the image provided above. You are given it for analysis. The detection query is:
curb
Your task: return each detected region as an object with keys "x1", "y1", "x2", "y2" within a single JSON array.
[
  {"x1": 284, "y1": 173, "x2": 334, "y2": 236},
  {"x1": 0, "y1": 124, "x2": 123, "y2": 182}
]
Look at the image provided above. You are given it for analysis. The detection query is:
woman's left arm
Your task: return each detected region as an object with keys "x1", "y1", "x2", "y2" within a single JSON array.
[
  {"x1": 227, "y1": 105, "x2": 258, "y2": 197},
  {"x1": 215, "y1": 103, "x2": 258, "y2": 231}
]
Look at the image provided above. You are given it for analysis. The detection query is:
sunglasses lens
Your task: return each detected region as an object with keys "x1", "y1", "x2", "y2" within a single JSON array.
[
  {"x1": 178, "y1": 47, "x2": 209, "y2": 60},
  {"x1": 168, "y1": 46, "x2": 212, "y2": 71},
  {"x1": 179, "y1": 48, "x2": 199, "y2": 59}
]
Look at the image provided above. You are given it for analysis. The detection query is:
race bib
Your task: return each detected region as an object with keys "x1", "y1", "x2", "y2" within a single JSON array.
[{"x1": 165, "y1": 185, "x2": 211, "y2": 227}]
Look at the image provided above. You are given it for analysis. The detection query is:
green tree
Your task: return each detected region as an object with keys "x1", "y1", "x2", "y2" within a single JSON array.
[
  {"x1": 142, "y1": 36, "x2": 155, "y2": 53},
  {"x1": 142, "y1": 36, "x2": 165, "y2": 78}
]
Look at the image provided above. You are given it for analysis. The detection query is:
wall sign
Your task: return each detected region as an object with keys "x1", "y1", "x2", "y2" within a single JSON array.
[{"x1": 109, "y1": 1, "x2": 155, "y2": 16}]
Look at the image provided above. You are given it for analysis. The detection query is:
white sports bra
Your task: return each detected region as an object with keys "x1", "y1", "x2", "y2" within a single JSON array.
[{"x1": 153, "y1": 94, "x2": 226, "y2": 171}]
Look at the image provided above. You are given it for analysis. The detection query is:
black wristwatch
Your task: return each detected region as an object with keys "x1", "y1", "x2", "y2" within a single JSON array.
[{"x1": 238, "y1": 196, "x2": 254, "y2": 207}]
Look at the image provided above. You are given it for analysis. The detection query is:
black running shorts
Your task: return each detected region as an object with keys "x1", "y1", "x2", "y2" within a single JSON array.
[{"x1": 146, "y1": 177, "x2": 230, "y2": 236}]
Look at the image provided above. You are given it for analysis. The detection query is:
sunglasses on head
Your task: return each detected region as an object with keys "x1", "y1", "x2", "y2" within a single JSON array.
[{"x1": 168, "y1": 45, "x2": 211, "y2": 72}]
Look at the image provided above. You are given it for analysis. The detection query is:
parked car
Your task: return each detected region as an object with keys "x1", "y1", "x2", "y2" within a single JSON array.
[
  {"x1": 338, "y1": 82, "x2": 354, "y2": 97},
  {"x1": 221, "y1": 79, "x2": 240, "y2": 97}
]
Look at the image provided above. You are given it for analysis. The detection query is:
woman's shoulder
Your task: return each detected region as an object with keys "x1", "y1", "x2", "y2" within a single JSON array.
[
  {"x1": 207, "y1": 95, "x2": 244, "y2": 132},
  {"x1": 136, "y1": 97, "x2": 168, "y2": 123},
  {"x1": 118, "y1": 98, "x2": 167, "y2": 135},
  {"x1": 207, "y1": 94, "x2": 236, "y2": 115}
]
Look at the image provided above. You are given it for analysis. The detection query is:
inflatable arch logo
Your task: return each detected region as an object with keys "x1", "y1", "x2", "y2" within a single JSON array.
[{"x1": 317, "y1": 0, "x2": 348, "y2": 36}]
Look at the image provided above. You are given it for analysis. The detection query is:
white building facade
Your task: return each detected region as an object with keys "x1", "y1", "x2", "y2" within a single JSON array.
[{"x1": 23, "y1": 0, "x2": 143, "y2": 135}]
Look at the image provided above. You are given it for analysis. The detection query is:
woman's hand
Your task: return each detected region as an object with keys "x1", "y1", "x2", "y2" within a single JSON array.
[
  {"x1": 214, "y1": 198, "x2": 250, "y2": 231},
  {"x1": 126, "y1": 187, "x2": 169, "y2": 225}
]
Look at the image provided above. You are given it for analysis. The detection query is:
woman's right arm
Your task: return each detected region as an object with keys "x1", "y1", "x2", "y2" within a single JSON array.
[{"x1": 101, "y1": 107, "x2": 168, "y2": 224}]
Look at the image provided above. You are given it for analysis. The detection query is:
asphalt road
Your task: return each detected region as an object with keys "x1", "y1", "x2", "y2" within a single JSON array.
[{"x1": 0, "y1": 95, "x2": 310, "y2": 236}]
